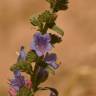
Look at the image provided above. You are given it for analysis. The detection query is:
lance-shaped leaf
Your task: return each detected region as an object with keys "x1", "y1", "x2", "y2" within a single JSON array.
[
  {"x1": 46, "y1": 0, "x2": 69, "y2": 12},
  {"x1": 38, "y1": 10, "x2": 56, "y2": 28},
  {"x1": 30, "y1": 16, "x2": 43, "y2": 32},
  {"x1": 46, "y1": 0, "x2": 55, "y2": 8},
  {"x1": 51, "y1": 25, "x2": 64, "y2": 36},
  {"x1": 30, "y1": 17, "x2": 39, "y2": 26},
  {"x1": 49, "y1": 33, "x2": 62, "y2": 44},
  {"x1": 26, "y1": 50, "x2": 37, "y2": 63},
  {"x1": 10, "y1": 60, "x2": 33, "y2": 75},
  {"x1": 53, "y1": 0, "x2": 69, "y2": 12}
]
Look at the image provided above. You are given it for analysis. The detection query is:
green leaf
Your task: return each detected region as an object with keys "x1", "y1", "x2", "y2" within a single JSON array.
[
  {"x1": 17, "y1": 87, "x2": 32, "y2": 96},
  {"x1": 26, "y1": 50, "x2": 37, "y2": 63},
  {"x1": 10, "y1": 60, "x2": 33, "y2": 75},
  {"x1": 46, "y1": 0, "x2": 55, "y2": 8},
  {"x1": 30, "y1": 10, "x2": 57, "y2": 33},
  {"x1": 30, "y1": 17, "x2": 39, "y2": 26},
  {"x1": 51, "y1": 25, "x2": 64, "y2": 36},
  {"x1": 49, "y1": 33, "x2": 62, "y2": 44},
  {"x1": 53, "y1": 0, "x2": 69, "y2": 12},
  {"x1": 38, "y1": 10, "x2": 52, "y2": 22},
  {"x1": 46, "y1": 0, "x2": 68, "y2": 12},
  {"x1": 30, "y1": 16, "x2": 44, "y2": 32},
  {"x1": 38, "y1": 10, "x2": 56, "y2": 28}
]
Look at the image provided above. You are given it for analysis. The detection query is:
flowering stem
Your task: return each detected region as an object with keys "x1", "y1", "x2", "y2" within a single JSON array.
[{"x1": 9, "y1": 0, "x2": 69, "y2": 96}]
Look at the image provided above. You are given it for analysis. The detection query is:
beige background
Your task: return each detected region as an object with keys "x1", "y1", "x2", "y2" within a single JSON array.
[{"x1": 0, "y1": 0, "x2": 96, "y2": 96}]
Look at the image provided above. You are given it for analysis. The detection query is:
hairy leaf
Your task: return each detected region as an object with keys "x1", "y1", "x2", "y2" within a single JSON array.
[
  {"x1": 10, "y1": 60, "x2": 33, "y2": 75},
  {"x1": 46, "y1": 0, "x2": 55, "y2": 8},
  {"x1": 38, "y1": 10, "x2": 56, "y2": 28},
  {"x1": 51, "y1": 25, "x2": 64, "y2": 36},
  {"x1": 30, "y1": 17, "x2": 39, "y2": 26},
  {"x1": 53, "y1": 0, "x2": 69, "y2": 12},
  {"x1": 50, "y1": 33, "x2": 62, "y2": 44},
  {"x1": 46, "y1": 0, "x2": 69, "y2": 12},
  {"x1": 26, "y1": 50, "x2": 37, "y2": 63}
]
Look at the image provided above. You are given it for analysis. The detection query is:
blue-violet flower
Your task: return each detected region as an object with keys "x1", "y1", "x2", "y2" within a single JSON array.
[
  {"x1": 44, "y1": 53, "x2": 59, "y2": 69},
  {"x1": 18, "y1": 46, "x2": 26, "y2": 61},
  {"x1": 9, "y1": 70, "x2": 25, "y2": 91},
  {"x1": 31, "y1": 32, "x2": 52, "y2": 56}
]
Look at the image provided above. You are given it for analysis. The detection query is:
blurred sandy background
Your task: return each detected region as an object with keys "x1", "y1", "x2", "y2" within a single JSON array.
[{"x1": 0, "y1": 0, "x2": 96, "y2": 96}]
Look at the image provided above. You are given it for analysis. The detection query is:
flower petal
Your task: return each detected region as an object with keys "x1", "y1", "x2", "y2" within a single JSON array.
[
  {"x1": 45, "y1": 53, "x2": 59, "y2": 69},
  {"x1": 44, "y1": 33, "x2": 51, "y2": 42},
  {"x1": 18, "y1": 46, "x2": 26, "y2": 61},
  {"x1": 10, "y1": 70, "x2": 25, "y2": 91},
  {"x1": 49, "y1": 63, "x2": 59, "y2": 69},
  {"x1": 31, "y1": 32, "x2": 52, "y2": 56},
  {"x1": 45, "y1": 53, "x2": 57, "y2": 64}
]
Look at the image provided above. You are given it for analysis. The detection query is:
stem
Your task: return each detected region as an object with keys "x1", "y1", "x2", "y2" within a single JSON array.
[
  {"x1": 32, "y1": 62, "x2": 39, "y2": 92},
  {"x1": 42, "y1": 23, "x2": 48, "y2": 34}
]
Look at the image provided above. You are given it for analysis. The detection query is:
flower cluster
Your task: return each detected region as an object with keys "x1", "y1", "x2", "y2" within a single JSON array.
[
  {"x1": 9, "y1": 32, "x2": 60, "y2": 96},
  {"x1": 9, "y1": 0, "x2": 69, "y2": 96},
  {"x1": 9, "y1": 70, "x2": 32, "y2": 96}
]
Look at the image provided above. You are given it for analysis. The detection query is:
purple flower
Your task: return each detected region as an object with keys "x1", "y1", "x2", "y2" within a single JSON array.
[
  {"x1": 18, "y1": 46, "x2": 26, "y2": 61},
  {"x1": 44, "y1": 53, "x2": 59, "y2": 69},
  {"x1": 9, "y1": 70, "x2": 32, "y2": 96},
  {"x1": 9, "y1": 70, "x2": 25, "y2": 91},
  {"x1": 31, "y1": 32, "x2": 52, "y2": 56}
]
